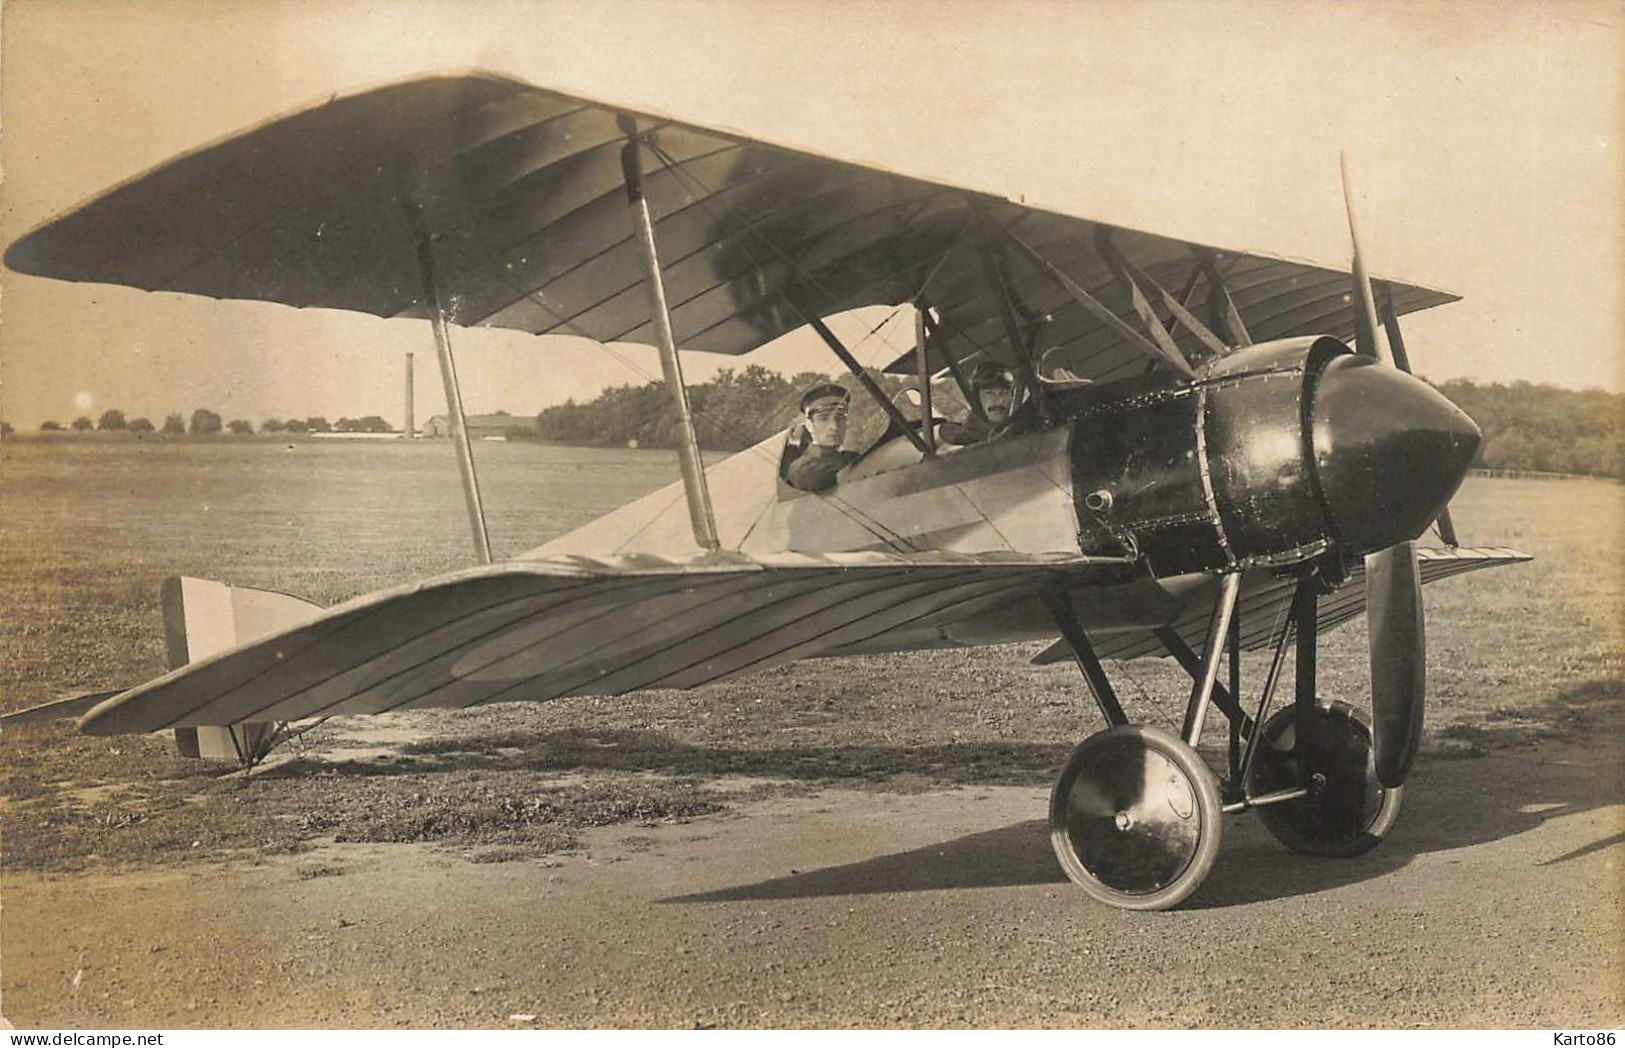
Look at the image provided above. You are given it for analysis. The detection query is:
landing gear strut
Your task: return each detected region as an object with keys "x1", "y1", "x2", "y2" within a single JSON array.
[{"x1": 1044, "y1": 570, "x2": 1406, "y2": 910}]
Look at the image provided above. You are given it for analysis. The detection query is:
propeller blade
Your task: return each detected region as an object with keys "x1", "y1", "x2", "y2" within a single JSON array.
[
  {"x1": 1340, "y1": 154, "x2": 1393, "y2": 366},
  {"x1": 1366, "y1": 540, "x2": 1426, "y2": 787},
  {"x1": 1345, "y1": 155, "x2": 1430, "y2": 786}
]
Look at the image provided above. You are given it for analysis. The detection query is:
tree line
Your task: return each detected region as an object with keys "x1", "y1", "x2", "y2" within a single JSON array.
[
  {"x1": 7, "y1": 375, "x2": 1619, "y2": 480},
  {"x1": 535, "y1": 369, "x2": 1624, "y2": 479},
  {"x1": 1433, "y1": 380, "x2": 1622, "y2": 480},
  {"x1": 13, "y1": 409, "x2": 395, "y2": 437},
  {"x1": 532, "y1": 364, "x2": 932, "y2": 452},
  {"x1": 534, "y1": 365, "x2": 838, "y2": 451}
]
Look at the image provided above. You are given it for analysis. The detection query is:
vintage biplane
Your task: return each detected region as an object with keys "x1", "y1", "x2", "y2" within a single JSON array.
[{"x1": 5, "y1": 72, "x2": 1530, "y2": 909}]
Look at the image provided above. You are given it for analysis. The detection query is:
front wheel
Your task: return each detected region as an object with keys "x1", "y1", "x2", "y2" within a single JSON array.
[
  {"x1": 1049, "y1": 725, "x2": 1222, "y2": 911},
  {"x1": 1247, "y1": 701, "x2": 1404, "y2": 857}
]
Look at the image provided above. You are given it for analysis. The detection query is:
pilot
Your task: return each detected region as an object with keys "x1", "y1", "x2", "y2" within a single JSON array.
[
  {"x1": 940, "y1": 362, "x2": 1035, "y2": 445},
  {"x1": 784, "y1": 382, "x2": 859, "y2": 492}
]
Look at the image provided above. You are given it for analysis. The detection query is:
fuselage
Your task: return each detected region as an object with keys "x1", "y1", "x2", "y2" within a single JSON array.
[
  {"x1": 755, "y1": 337, "x2": 1478, "y2": 567},
  {"x1": 536, "y1": 336, "x2": 1480, "y2": 654},
  {"x1": 740, "y1": 337, "x2": 1479, "y2": 654}
]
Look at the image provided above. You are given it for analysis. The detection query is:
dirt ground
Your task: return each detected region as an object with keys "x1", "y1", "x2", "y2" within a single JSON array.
[{"x1": 3, "y1": 723, "x2": 1620, "y2": 1029}]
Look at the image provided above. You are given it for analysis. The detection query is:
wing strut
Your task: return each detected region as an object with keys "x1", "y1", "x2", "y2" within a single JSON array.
[
  {"x1": 413, "y1": 218, "x2": 492, "y2": 564},
  {"x1": 620, "y1": 118, "x2": 720, "y2": 551},
  {"x1": 1096, "y1": 230, "x2": 1230, "y2": 362},
  {"x1": 793, "y1": 301, "x2": 934, "y2": 457},
  {"x1": 971, "y1": 210, "x2": 1053, "y2": 425},
  {"x1": 1194, "y1": 249, "x2": 1253, "y2": 348},
  {"x1": 921, "y1": 309, "x2": 988, "y2": 425},
  {"x1": 913, "y1": 309, "x2": 936, "y2": 453},
  {"x1": 989, "y1": 220, "x2": 1199, "y2": 382}
]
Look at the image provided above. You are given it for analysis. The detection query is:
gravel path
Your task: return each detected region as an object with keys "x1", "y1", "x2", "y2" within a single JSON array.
[{"x1": 4, "y1": 736, "x2": 1620, "y2": 1029}]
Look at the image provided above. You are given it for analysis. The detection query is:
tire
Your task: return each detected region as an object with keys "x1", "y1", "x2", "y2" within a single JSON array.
[
  {"x1": 1247, "y1": 700, "x2": 1404, "y2": 857},
  {"x1": 1049, "y1": 724, "x2": 1223, "y2": 910}
]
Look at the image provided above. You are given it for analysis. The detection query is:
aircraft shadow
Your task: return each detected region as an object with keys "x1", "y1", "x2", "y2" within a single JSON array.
[
  {"x1": 667, "y1": 820, "x2": 1067, "y2": 903},
  {"x1": 659, "y1": 689, "x2": 1622, "y2": 909},
  {"x1": 662, "y1": 734, "x2": 1618, "y2": 908}
]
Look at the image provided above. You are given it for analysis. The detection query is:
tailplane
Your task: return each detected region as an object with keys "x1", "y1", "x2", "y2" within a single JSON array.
[{"x1": 160, "y1": 577, "x2": 325, "y2": 763}]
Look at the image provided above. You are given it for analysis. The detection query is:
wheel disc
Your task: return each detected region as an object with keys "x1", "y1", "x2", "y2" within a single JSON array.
[
  {"x1": 1049, "y1": 725, "x2": 1222, "y2": 910},
  {"x1": 1248, "y1": 701, "x2": 1404, "y2": 857}
]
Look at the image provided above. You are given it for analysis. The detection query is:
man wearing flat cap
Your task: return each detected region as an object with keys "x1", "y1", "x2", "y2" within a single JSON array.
[{"x1": 784, "y1": 382, "x2": 859, "y2": 492}]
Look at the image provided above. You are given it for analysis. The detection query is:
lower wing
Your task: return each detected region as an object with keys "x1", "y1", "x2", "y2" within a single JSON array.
[
  {"x1": 74, "y1": 549, "x2": 1134, "y2": 736},
  {"x1": 1034, "y1": 545, "x2": 1533, "y2": 663}
]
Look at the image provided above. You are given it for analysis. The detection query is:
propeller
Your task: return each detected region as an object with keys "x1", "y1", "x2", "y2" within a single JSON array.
[{"x1": 1342, "y1": 155, "x2": 1426, "y2": 788}]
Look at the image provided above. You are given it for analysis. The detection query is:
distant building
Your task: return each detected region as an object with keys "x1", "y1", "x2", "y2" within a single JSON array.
[{"x1": 421, "y1": 410, "x2": 533, "y2": 439}]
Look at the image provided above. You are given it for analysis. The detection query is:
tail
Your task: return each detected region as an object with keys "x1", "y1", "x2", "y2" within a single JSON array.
[{"x1": 161, "y1": 577, "x2": 324, "y2": 762}]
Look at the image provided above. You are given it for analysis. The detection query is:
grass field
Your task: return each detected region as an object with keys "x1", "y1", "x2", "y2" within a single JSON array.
[{"x1": 2, "y1": 437, "x2": 1620, "y2": 870}]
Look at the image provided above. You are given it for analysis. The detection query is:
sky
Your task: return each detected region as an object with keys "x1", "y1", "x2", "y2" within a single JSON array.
[{"x1": 2, "y1": 0, "x2": 1621, "y2": 431}]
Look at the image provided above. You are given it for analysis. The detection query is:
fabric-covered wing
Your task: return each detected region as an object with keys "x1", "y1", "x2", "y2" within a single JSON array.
[
  {"x1": 6, "y1": 72, "x2": 1457, "y2": 389},
  {"x1": 1032, "y1": 546, "x2": 1533, "y2": 665},
  {"x1": 79, "y1": 549, "x2": 1133, "y2": 736}
]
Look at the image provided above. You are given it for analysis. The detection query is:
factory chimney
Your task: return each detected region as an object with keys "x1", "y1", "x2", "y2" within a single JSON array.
[{"x1": 403, "y1": 352, "x2": 415, "y2": 438}]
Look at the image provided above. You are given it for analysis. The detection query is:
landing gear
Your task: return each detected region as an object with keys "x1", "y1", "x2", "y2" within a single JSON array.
[
  {"x1": 1042, "y1": 569, "x2": 1414, "y2": 910},
  {"x1": 1049, "y1": 725, "x2": 1222, "y2": 910},
  {"x1": 1246, "y1": 701, "x2": 1403, "y2": 857}
]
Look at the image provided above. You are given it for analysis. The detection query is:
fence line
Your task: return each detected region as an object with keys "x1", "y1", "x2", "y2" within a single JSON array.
[{"x1": 1470, "y1": 468, "x2": 1622, "y2": 483}]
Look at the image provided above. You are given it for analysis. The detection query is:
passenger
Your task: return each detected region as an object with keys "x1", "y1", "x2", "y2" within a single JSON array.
[
  {"x1": 940, "y1": 362, "x2": 1036, "y2": 445},
  {"x1": 784, "y1": 382, "x2": 859, "y2": 492}
]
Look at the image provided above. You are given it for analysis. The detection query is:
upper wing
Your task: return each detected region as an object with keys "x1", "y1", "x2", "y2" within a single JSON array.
[
  {"x1": 79, "y1": 549, "x2": 1134, "y2": 736},
  {"x1": 5, "y1": 72, "x2": 1457, "y2": 390}
]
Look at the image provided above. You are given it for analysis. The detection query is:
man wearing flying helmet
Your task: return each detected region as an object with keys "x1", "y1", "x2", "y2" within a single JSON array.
[
  {"x1": 939, "y1": 361, "x2": 1033, "y2": 446},
  {"x1": 784, "y1": 381, "x2": 860, "y2": 492}
]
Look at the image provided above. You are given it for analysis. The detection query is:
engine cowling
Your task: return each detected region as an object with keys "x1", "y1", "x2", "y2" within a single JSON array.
[{"x1": 1069, "y1": 337, "x2": 1480, "y2": 575}]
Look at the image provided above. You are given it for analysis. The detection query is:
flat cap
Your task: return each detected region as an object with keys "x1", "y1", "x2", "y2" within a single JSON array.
[{"x1": 799, "y1": 382, "x2": 851, "y2": 411}]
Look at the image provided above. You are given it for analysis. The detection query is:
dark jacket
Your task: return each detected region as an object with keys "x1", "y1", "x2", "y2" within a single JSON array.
[{"x1": 784, "y1": 443, "x2": 859, "y2": 492}]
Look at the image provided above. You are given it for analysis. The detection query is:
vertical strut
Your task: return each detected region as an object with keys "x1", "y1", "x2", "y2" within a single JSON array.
[
  {"x1": 1295, "y1": 573, "x2": 1319, "y2": 710},
  {"x1": 1238, "y1": 586, "x2": 1301, "y2": 788},
  {"x1": 994, "y1": 219, "x2": 1198, "y2": 380},
  {"x1": 415, "y1": 234, "x2": 492, "y2": 564},
  {"x1": 1181, "y1": 572, "x2": 1243, "y2": 745},
  {"x1": 1154, "y1": 627, "x2": 1254, "y2": 735},
  {"x1": 1227, "y1": 597, "x2": 1243, "y2": 778},
  {"x1": 1195, "y1": 249, "x2": 1252, "y2": 349},
  {"x1": 971, "y1": 211, "x2": 1053, "y2": 424},
  {"x1": 914, "y1": 308, "x2": 935, "y2": 454},
  {"x1": 798, "y1": 307, "x2": 933, "y2": 456},
  {"x1": 621, "y1": 118, "x2": 720, "y2": 551}
]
